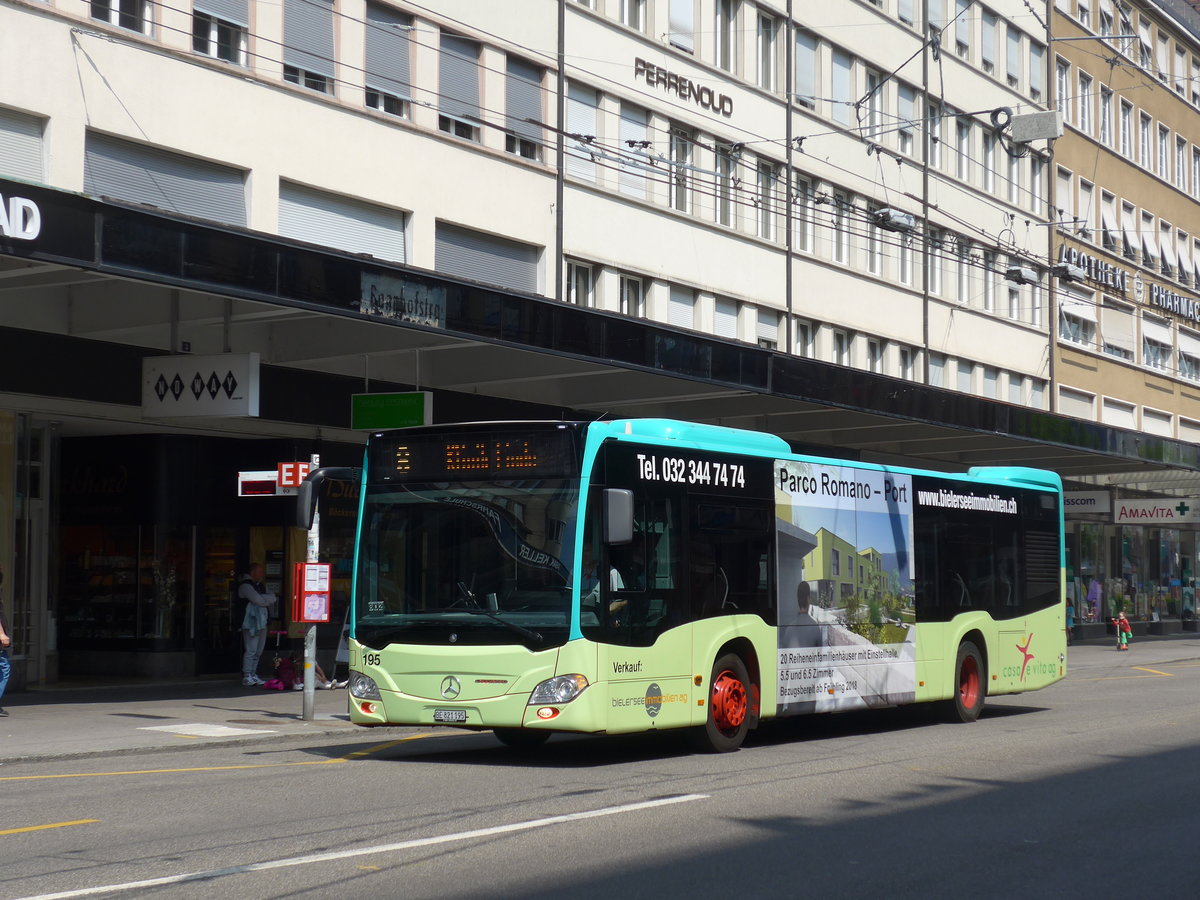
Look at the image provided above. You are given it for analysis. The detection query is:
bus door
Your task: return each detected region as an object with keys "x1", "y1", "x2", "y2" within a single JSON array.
[{"x1": 584, "y1": 483, "x2": 693, "y2": 733}]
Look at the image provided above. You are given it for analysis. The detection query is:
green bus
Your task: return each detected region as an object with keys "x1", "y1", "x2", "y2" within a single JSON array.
[{"x1": 300, "y1": 418, "x2": 1065, "y2": 752}]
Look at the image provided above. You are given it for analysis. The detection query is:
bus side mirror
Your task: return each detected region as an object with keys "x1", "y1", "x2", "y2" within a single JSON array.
[
  {"x1": 603, "y1": 488, "x2": 634, "y2": 545},
  {"x1": 296, "y1": 467, "x2": 360, "y2": 530}
]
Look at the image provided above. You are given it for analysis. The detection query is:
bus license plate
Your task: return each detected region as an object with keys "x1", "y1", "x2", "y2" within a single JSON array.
[{"x1": 433, "y1": 709, "x2": 467, "y2": 723}]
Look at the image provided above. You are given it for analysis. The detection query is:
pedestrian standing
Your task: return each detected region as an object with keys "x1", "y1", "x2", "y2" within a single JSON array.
[
  {"x1": 239, "y1": 563, "x2": 277, "y2": 686},
  {"x1": 0, "y1": 566, "x2": 10, "y2": 717},
  {"x1": 1114, "y1": 610, "x2": 1132, "y2": 651},
  {"x1": 1066, "y1": 599, "x2": 1075, "y2": 646}
]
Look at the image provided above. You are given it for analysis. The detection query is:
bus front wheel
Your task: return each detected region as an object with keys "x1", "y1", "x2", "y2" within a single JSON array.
[
  {"x1": 948, "y1": 641, "x2": 986, "y2": 723},
  {"x1": 493, "y1": 727, "x2": 551, "y2": 749},
  {"x1": 690, "y1": 653, "x2": 753, "y2": 753}
]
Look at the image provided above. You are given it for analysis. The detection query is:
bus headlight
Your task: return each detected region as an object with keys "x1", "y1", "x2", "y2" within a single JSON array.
[
  {"x1": 528, "y1": 674, "x2": 589, "y2": 705},
  {"x1": 348, "y1": 672, "x2": 382, "y2": 700}
]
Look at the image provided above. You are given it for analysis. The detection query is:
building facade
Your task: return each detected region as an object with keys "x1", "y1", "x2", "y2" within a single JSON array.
[
  {"x1": 1, "y1": 0, "x2": 1198, "y2": 684},
  {"x1": 1051, "y1": 0, "x2": 1200, "y2": 627}
]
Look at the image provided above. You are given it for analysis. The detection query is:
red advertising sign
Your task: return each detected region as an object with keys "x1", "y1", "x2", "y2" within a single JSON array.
[
  {"x1": 291, "y1": 562, "x2": 331, "y2": 623},
  {"x1": 278, "y1": 461, "x2": 312, "y2": 489}
]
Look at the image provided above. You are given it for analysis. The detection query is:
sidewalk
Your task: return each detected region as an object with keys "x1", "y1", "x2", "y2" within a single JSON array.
[
  {"x1": 2, "y1": 633, "x2": 1198, "y2": 764},
  {"x1": 0, "y1": 676, "x2": 403, "y2": 764}
]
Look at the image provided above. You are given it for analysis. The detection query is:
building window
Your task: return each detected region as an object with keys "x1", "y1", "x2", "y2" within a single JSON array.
[
  {"x1": 1059, "y1": 310, "x2": 1095, "y2": 346},
  {"x1": 957, "y1": 239, "x2": 971, "y2": 303},
  {"x1": 982, "y1": 250, "x2": 996, "y2": 311},
  {"x1": 505, "y1": 58, "x2": 543, "y2": 161},
  {"x1": 715, "y1": 143, "x2": 735, "y2": 227},
  {"x1": 439, "y1": 34, "x2": 482, "y2": 140},
  {"x1": 1143, "y1": 337, "x2": 1171, "y2": 370},
  {"x1": 1157, "y1": 124, "x2": 1170, "y2": 180},
  {"x1": 899, "y1": 233, "x2": 913, "y2": 285},
  {"x1": 1139, "y1": 112, "x2": 1152, "y2": 168},
  {"x1": 956, "y1": 118, "x2": 971, "y2": 181},
  {"x1": 832, "y1": 50, "x2": 853, "y2": 126},
  {"x1": 1056, "y1": 59, "x2": 1071, "y2": 122},
  {"x1": 795, "y1": 31, "x2": 818, "y2": 108},
  {"x1": 867, "y1": 221, "x2": 882, "y2": 275},
  {"x1": 927, "y1": 229, "x2": 943, "y2": 295},
  {"x1": 669, "y1": 0, "x2": 694, "y2": 53},
  {"x1": 193, "y1": 8, "x2": 247, "y2": 65},
  {"x1": 795, "y1": 319, "x2": 813, "y2": 356},
  {"x1": 567, "y1": 260, "x2": 593, "y2": 306},
  {"x1": 927, "y1": 103, "x2": 942, "y2": 169},
  {"x1": 983, "y1": 132, "x2": 996, "y2": 192},
  {"x1": 833, "y1": 329, "x2": 851, "y2": 366},
  {"x1": 1077, "y1": 72, "x2": 1093, "y2": 134},
  {"x1": 832, "y1": 193, "x2": 850, "y2": 264},
  {"x1": 715, "y1": 0, "x2": 739, "y2": 73},
  {"x1": 929, "y1": 352, "x2": 945, "y2": 387},
  {"x1": 91, "y1": 0, "x2": 152, "y2": 34},
  {"x1": 897, "y1": 84, "x2": 916, "y2": 155},
  {"x1": 757, "y1": 162, "x2": 778, "y2": 241},
  {"x1": 1030, "y1": 42, "x2": 1045, "y2": 100},
  {"x1": 620, "y1": 274, "x2": 645, "y2": 317},
  {"x1": 955, "y1": 0, "x2": 970, "y2": 57},
  {"x1": 900, "y1": 346, "x2": 915, "y2": 380},
  {"x1": 981, "y1": 12, "x2": 997, "y2": 74},
  {"x1": 1006, "y1": 27, "x2": 1021, "y2": 89},
  {"x1": 1176, "y1": 137, "x2": 1188, "y2": 192},
  {"x1": 620, "y1": 0, "x2": 646, "y2": 31},
  {"x1": 619, "y1": 104, "x2": 648, "y2": 198},
  {"x1": 957, "y1": 360, "x2": 973, "y2": 393},
  {"x1": 865, "y1": 71, "x2": 883, "y2": 139},
  {"x1": 1098, "y1": 85, "x2": 1112, "y2": 145},
  {"x1": 670, "y1": 126, "x2": 693, "y2": 213},
  {"x1": 757, "y1": 13, "x2": 778, "y2": 91},
  {"x1": 1119, "y1": 99, "x2": 1133, "y2": 157},
  {"x1": 283, "y1": 0, "x2": 335, "y2": 95},
  {"x1": 1180, "y1": 351, "x2": 1200, "y2": 381},
  {"x1": 867, "y1": 339, "x2": 883, "y2": 373},
  {"x1": 365, "y1": 4, "x2": 412, "y2": 117},
  {"x1": 793, "y1": 176, "x2": 813, "y2": 253}
]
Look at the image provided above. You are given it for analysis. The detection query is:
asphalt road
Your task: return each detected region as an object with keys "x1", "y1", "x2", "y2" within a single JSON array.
[{"x1": 3, "y1": 648, "x2": 1199, "y2": 900}]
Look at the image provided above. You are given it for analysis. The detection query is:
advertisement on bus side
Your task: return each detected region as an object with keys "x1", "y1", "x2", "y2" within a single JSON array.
[{"x1": 774, "y1": 460, "x2": 917, "y2": 714}]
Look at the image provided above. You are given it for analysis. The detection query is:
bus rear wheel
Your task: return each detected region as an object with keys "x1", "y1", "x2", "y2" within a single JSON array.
[
  {"x1": 690, "y1": 653, "x2": 753, "y2": 753},
  {"x1": 493, "y1": 727, "x2": 551, "y2": 749},
  {"x1": 948, "y1": 641, "x2": 985, "y2": 723}
]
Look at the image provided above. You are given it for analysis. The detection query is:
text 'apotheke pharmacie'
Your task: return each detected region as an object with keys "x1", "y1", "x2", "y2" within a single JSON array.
[
  {"x1": 633, "y1": 59, "x2": 734, "y2": 117},
  {"x1": 0, "y1": 193, "x2": 41, "y2": 241}
]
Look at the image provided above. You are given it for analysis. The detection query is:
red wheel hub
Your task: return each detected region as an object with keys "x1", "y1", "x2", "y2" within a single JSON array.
[
  {"x1": 711, "y1": 668, "x2": 747, "y2": 731},
  {"x1": 958, "y1": 655, "x2": 980, "y2": 709}
]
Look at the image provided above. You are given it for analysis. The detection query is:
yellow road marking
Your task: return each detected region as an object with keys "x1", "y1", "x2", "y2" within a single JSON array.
[
  {"x1": 1, "y1": 819, "x2": 99, "y2": 836},
  {"x1": 1132, "y1": 666, "x2": 1174, "y2": 676},
  {"x1": 0, "y1": 733, "x2": 433, "y2": 783}
]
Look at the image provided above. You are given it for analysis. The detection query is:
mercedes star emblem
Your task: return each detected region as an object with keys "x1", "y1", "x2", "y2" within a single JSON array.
[{"x1": 440, "y1": 676, "x2": 461, "y2": 699}]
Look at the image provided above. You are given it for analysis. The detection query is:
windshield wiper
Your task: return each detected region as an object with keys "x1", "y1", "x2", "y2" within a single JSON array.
[{"x1": 458, "y1": 606, "x2": 545, "y2": 646}]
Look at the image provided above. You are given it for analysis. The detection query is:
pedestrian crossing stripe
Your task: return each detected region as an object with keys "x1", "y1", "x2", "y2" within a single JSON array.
[{"x1": 137, "y1": 723, "x2": 277, "y2": 738}]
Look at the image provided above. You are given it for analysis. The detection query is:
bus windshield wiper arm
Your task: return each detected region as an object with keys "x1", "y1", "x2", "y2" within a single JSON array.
[{"x1": 459, "y1": 606, "x2": 544, "y2": 645}]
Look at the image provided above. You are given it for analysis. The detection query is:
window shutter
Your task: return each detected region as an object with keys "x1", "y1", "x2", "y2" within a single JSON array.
[
  {"x1": 365, "y1": 4, "x2": 411, "y2": 98},
  {"x1": 284, "y1": 0, "x2": 335, "y2": 78},
  {"x1": 669, "y1": 286, "x2": 695, "y2": 328},
  {"x1": 440, "y1": 34, "x2": 481, "y2": 123},
  {"x1": 435, "y1": 223, "x2": 538, "y2": 294},
  {"x1": 566, "y1": 83, "x2": 598, "y2": 181},
  {"x1": 84, "y1": 133, "x2": 246, "y2": 226},
  {"x1": 278, "y1": 182, "x2": 407, "y2": 264},
  {"x1": 506, "y1": 58, "x2": 543, "y2": 143},
  {"x1": 0, "y1": 107, "x2": 43, "y2": 183},
  {"x1": 714, "y1": 299, "x2": 738, "y2": 338},
  {"x1": 195, "y1": 0, "x2": 248, "y2": 27}
]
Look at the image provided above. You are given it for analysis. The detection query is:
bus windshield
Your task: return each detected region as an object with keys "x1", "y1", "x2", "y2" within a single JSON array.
[{"x1": 355, "y1": 479, "x2": 580, "y2": 650}]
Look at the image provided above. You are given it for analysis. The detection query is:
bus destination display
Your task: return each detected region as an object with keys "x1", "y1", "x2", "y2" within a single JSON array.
[{"x1": 369, "y1": 428, "x2": 579, "y2": 482}]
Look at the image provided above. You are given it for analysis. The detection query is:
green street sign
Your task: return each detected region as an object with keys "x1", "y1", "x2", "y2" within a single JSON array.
[{"x1": 350, "y1": 392, "x2": 432, "y2": 430}]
